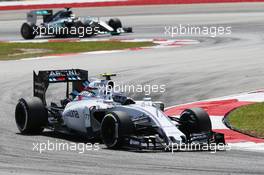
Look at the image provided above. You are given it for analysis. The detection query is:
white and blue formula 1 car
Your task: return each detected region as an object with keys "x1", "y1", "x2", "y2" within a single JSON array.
[{"x1": 15, "y1": 69, "x2": 225, "y2": 150}]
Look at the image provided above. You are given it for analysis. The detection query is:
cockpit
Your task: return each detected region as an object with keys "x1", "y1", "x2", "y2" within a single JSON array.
[{"x1": 52, "y1": 10, "x2": 73, "y2": 21}]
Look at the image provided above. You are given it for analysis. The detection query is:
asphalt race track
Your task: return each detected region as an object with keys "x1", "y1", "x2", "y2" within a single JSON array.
[{"x1": 1, "y1": 3, "x2": 264, "y2": 175}]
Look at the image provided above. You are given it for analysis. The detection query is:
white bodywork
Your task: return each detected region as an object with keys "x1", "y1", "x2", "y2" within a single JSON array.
[{"x1": 62, "y1": 92, "x2": 185, "y2": 143}]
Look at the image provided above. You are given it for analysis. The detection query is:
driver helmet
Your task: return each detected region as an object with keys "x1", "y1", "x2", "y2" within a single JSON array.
[
  {"x1": 70, "y1": 13, "x2": 75, "y2": 19},
  {"x1": 85, "y1": 79, "x2": 102, "y2": 96}
]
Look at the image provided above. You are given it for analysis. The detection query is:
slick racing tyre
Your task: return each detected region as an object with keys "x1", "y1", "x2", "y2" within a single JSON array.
[
  {"x1": 101, "y1": 111, "x2": 134, "y2": 149},
  {"x1": 108, "y1": 18, "x2": 122, "y2": 35},
  {"x1": 15, "y1": 97, "x2": 48, "y2": 134},
  {"x1": 178, "y1": 108, "x2": 212, "y2": 138},
  {"x1": 20, "y1": 23, "x2": 37, "y2": 39}
]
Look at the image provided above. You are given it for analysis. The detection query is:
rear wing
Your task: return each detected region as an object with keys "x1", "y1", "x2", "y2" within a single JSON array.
[
  {"x1": 33, "y1": 69, "x2": 88, "y2": 105},
  {"x1": 27, "y1": 10, "x2": 53, "y2": 24}
]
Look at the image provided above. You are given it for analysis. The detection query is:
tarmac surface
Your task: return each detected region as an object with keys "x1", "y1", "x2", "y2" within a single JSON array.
[{"x1": 0, "y1": 3, "x2": 264, "y2": 174}]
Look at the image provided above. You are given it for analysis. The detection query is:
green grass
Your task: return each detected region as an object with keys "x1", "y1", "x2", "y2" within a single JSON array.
[
  {"x1": 228, "y1": 102, "x2": 264, "y2": 138},
  {"x1": 0, "y1": 41, "x2": 154, "y2": 60}
]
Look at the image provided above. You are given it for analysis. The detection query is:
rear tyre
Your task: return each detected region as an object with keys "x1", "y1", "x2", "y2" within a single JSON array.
[
  {"x1": 178, "y1": 108, "x2": 212, "y2": 138},
  {"x1": 15, "y1": 97, "x2": 48, "y2": 134},
  {"x1": 20, "y1": 23, "x2": 37, "y2": 40},
  {"x1": 101, "y1": 111, "x2": 134, "y2": 149},
  {"x1": 108, "y1": 18, "x2": 122, "y2": 35}
]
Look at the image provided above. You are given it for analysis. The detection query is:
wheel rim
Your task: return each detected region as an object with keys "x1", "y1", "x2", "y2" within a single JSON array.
[{"x1": 101, "y1": 114, "x2": 118, "y2": 147}]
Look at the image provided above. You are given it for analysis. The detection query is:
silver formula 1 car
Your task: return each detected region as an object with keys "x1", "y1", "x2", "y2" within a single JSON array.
[
  {"x1": 15, "y1": 69, "x2": 224, "y2": 150},
  {"x1": 21, "y1": 8, "x2": 132, "y2": 39}
]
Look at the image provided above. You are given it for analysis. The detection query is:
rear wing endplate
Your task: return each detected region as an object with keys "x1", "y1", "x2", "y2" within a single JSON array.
[
  {"x1": 33, "y1": 69, "x2": 88, "y2": 105},
  {"x1": 27, "y1": 10, "x2": 53, "y2": 24}
]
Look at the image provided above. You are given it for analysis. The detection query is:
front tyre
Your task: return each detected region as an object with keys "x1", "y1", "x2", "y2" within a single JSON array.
[
  {"x1": 101, "y1": 111, "x2": 134, "y2": 149},
  {"x1": 108, "y1": 18, "x2": 122, "y2": 35},
  {"x1": 15, "y1": 97, "x2": 48, "y2": 134},
  {"x1": 178, "y1": 108, "x2": 212, "y2": 138},
  {"x1": 20, "y1": 23, "x2": 37, "y2": 40}
]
